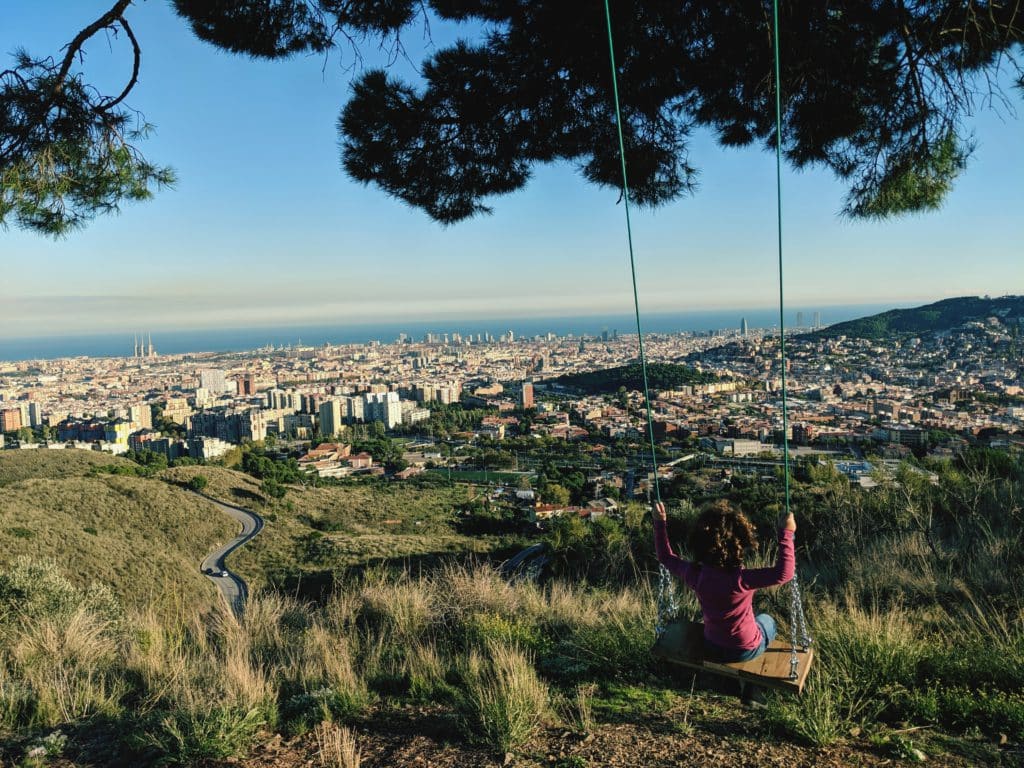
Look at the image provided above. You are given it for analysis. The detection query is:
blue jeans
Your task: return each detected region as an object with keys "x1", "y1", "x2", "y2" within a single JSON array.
[{"x1": 704, "y1": 613, "x2": 777, "y2": 663}]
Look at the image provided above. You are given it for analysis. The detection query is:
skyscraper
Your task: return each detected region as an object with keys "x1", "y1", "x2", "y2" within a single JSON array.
[
  {"x1": 796, "y1": 311, "x2": 804, "y2": 328},
  {"x1": 740, "y1": 317, "x2": 748, "y2": 337},
  {"x1": 813, "y1": 311, "x2": 822, "y2": 328}
]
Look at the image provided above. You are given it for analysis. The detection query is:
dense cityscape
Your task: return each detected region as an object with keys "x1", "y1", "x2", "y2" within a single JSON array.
[{"x1": 2, "y1": 302, "x2": 1021, "y2": 502}]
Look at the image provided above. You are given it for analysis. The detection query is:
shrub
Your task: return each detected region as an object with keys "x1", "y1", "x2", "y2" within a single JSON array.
[
  {"x1": 187, "y1": 475, "x2": 209, "y2": 492},
  {"x1": 0, "y1": 557, "x2": 123, "y2": 625}
]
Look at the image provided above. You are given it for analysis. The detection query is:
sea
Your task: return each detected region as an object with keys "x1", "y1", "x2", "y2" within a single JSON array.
[{"x1": 0, "y1": 303, "x2": 902, "y2": 362}]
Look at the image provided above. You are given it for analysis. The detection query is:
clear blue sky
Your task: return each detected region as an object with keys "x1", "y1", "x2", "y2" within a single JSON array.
[{"x1": 2, "y1": 1, "x2": 1022, "y2": 338}]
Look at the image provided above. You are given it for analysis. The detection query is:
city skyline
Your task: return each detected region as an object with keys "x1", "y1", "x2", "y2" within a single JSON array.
[
  {"x1": 2, "y1": 2, "x2": 1021, "y2": 340},
  {"x1": 0, "y1": 301, "x2": 909, "y2": 362}
]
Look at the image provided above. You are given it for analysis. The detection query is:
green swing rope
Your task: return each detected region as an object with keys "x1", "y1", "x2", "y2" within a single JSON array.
[
  {"x1": 601, "y1": 0, "x2": 678, "y2": 636},
  {"x1": 773, "y1": 0, "x2": 792, "y2": 516},
  {"x1": 602, "y1": 0, "x2": 811, "y2": 666},
  {"x1": 771, "y1": 0, "x2": 812, "y2": 676}
]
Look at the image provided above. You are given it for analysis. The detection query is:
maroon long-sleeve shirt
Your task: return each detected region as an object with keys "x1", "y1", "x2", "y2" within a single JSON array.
[{"x1": 653, "y1": 519, "x2": 795, "y2": 651}]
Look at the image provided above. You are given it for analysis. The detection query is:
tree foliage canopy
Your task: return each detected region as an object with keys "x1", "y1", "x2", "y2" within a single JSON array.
[{"x1": 3, "y1": 0, "x2": 1022, "y2": 234}]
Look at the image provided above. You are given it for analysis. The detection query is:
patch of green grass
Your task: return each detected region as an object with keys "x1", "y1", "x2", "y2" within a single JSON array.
[
  {"x1": 763, "y1": 677, "x2": 848, "y2": 747},
  {"x1": 142, "y1": 705, "x2": 267, "y2": 764},
  {"x1": 592, "y1": 683, "x2": 678, "y2": 722},
  {"x1": 464, "y1": 611, "x2": 550, "y2": 656},
  {"x1": 894, "y1": 686, "x2": 1024, "y2": 739}
]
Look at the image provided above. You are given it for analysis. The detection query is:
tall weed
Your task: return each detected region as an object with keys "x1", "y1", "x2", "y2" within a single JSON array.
[{"x1": 458, "y1": 641, "x2": 549, "y2": 753}]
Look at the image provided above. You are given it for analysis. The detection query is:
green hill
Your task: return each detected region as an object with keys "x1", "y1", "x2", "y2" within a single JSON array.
[
  {"x1": 0, "y1": 450, "x2": 235, "y2": 613},
  {"x1": 0, "y1": 448, "x2": 131, "y2": 485},
  {"x1": 161, "y1": 465, "x2": 526, "y2": 595},
  {"x1": 811, "y1": 295, "x2": 1024, "y2": 339},
  {"x1": 548, "y1": 362, "x2": 717, "y2": 394}
]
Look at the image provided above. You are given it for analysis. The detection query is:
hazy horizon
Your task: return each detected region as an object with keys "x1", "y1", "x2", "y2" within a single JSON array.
[{"x1": 0, "y1": 299, "x2": 956, "y2": 362}]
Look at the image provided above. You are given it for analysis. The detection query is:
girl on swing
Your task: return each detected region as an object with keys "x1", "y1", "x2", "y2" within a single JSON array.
[{"x1": 652, "y1": 500, "x2": 796, "y2": 663}]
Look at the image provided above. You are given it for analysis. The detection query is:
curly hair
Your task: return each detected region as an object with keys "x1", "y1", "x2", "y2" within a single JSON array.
[{"x1": 688, "y1": 500, "x2": 756, "y2": 569}]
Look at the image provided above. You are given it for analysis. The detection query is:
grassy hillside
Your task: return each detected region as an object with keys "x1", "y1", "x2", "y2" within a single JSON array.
[
  {"x1": 1, "y1": 451, "x2": 1021, "y2": 766},
  {"x1": 811, "y1": 295, "x2": 1024, "y2": 339},
  {"x1": 161, "y1": 466, "x2": 527, "y2": 593},
  {"x1": 549, "y1": 362, "x2": 717, "y2": 394},
  {"x1": 0, "y1": 448, "x2": 129, "y2": 485},
  {"x1": 0, "y1": 450, "x2": 235, "y2": 613}
]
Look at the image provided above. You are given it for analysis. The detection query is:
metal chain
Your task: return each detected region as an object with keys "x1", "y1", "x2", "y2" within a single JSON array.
[
  {"x1": 787, "y1": 573, "x2": 813, "y2": 678},
  {"x1": 655, "y1": 563, "x2": 680, "y2": 638}
]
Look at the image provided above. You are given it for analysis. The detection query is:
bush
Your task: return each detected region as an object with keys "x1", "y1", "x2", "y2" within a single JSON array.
[{"x1": 187, "y1": 475, "x2": 209, "y2": 492}]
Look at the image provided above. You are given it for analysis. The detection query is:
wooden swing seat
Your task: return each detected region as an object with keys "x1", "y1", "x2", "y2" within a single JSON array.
[{"x1": 652, "y1": 620, "x2": 814, "y2": 694}]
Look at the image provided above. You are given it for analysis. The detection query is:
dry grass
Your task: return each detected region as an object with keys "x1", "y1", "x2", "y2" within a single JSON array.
[
  {"x1": 9, "y1": 607, "x2": 125, "y2": 727},
  {"x1": 0, "y1": 449, "x2": 129, "y2": 486},
  {"x1": 314, "y1": 722, "x2": 361, "y2": 768},
  {"x1": 359, "y1": 571, "x2": 436, "y2": 642}
]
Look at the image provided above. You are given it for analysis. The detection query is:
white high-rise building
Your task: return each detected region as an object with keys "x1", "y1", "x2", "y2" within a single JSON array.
[
  {"x1": 199, "y1": 369, "x2": 232, "y2": 394},
  {"x1": 364, "y1": 391, "x2": 402, "y2": 429}
]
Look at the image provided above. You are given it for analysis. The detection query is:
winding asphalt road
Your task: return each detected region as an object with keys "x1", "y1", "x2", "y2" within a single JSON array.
[{"x1": 195, "y1": 492, "x2": 264, "y2": 616}]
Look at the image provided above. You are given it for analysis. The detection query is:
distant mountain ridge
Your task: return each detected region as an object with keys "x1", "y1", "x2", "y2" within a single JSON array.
[{"x1": 809, "y1": 295, "x2": 1024, "y2": 339}]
